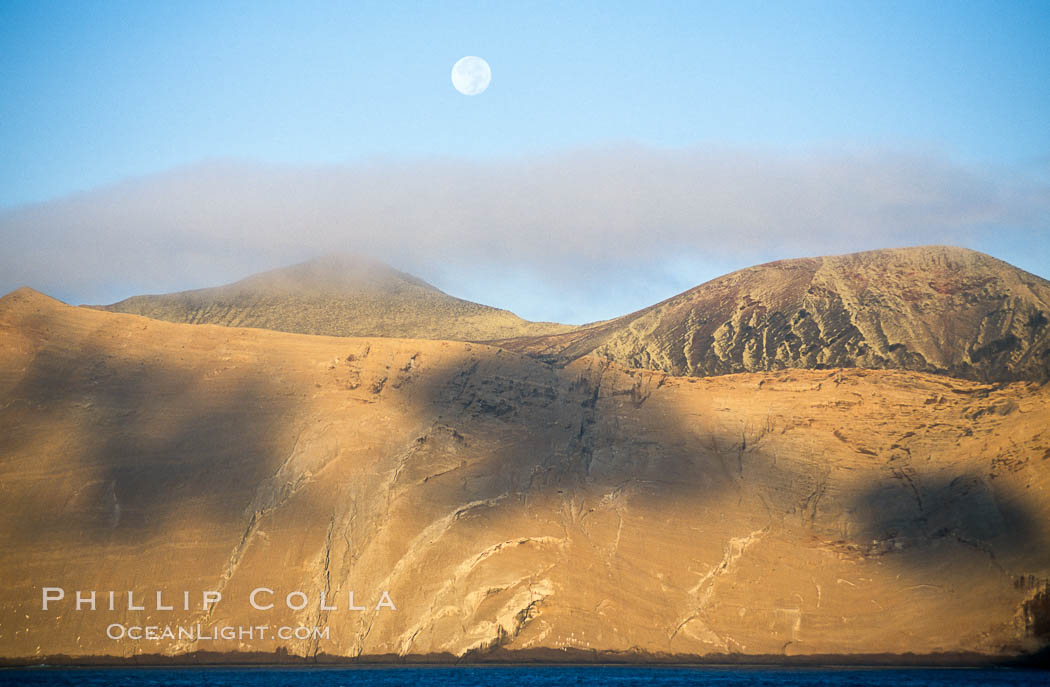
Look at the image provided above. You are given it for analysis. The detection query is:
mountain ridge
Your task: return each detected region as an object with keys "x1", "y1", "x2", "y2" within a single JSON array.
[
  {"x1": 37, "y1": 244, "x2": 1050, "y2": 385},
  {"x1": 95, "y1": 253, "x2": 575, "y2": 342},
  {"x1": 496, "y1": 245, "x2": 1050, "y2": 383}
]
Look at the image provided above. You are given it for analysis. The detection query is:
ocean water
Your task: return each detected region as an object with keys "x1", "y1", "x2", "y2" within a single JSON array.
[{"x1": 0, "y1": 666, "x2": 1045, "y2": 687}]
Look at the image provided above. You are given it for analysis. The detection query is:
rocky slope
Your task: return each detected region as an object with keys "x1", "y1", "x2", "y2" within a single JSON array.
[
  {"x1": 497, "y1": 246, "x2": 1050, "y2": 383},
  {"x1": 96, "y1": 254, "x2": 573, "y2": 342},
  {"x1": 1, "y1": 288, "x2": 1048, "y2": 663}
]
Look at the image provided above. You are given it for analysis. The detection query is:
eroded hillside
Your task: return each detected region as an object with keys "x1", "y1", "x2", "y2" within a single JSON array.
[
  {"x1": 1, "y1": 288, "x2": 1048, "y2": 662},
  {"x1": 498, "y1": 246, "x2": 1050, "y2": 383}
]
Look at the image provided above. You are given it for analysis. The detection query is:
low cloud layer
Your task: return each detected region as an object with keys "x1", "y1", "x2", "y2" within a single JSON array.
[{"x1": 2, "y1": 146, "x2": 1048, "y2": 323}]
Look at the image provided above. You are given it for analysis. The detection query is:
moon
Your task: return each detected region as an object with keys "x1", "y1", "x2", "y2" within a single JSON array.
[{"x1": 451, "y1": 56, "x2": 491, "y2": 96}]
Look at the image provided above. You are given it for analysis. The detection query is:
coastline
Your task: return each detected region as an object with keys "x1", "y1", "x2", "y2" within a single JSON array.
[{"x1": 3, "y1": 647, "x2": 1048, "y2": 669}]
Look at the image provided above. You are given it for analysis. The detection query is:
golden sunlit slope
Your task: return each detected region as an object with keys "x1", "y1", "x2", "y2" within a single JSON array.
[
  {"x1": 1, "y1": 287, "x2": 1048, "y2": 663},
  {"x1": 498, "y1": 247, "x2": 1050, "y2": 383},
  {"x1": 96, "y1": 254, "x2": 574, "y2": 342}
]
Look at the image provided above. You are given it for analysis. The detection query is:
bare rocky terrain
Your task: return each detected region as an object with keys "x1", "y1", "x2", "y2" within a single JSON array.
[
  {"x1": 101, "y1": 247, "x2": 1050, "y2": 386},
  {"x1": 97, "y1": 254, "x2": 573, "y2": 342},
  {"x1": 496, "y1": 246, "x2": 1050, "y2": 384},
  {"x1": 1, "y1": 287, "x2": 1048, "y2": 663}
]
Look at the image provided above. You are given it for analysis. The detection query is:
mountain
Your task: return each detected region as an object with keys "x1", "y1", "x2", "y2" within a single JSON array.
[
  {"x1": 1, "y1": 287, "x2": 1048, "y2": 663},
  {"x1": 497, "y1": 246, "x2": 1050, "y2": 383},
  {"x1": 96, "y1": 254, "x2": 574, "y2": 342}
]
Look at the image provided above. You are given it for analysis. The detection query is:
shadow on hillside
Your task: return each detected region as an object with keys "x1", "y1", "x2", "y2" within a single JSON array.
[
  {"x1": 4, "y1": 315, "x2": 1050, "y2": 654},
  {"x1": 4, "y1": 326, "x2": 1047, "y2": 562},
  {"x1": 0, "y1": 341, "x2": 299, "y2": 546},
  {"x1": 845, "y1": 471, "x2": 1049, "y2": 570},
  {"x1": 377, "y1": 353, "x2": 756, "y2": 517}
]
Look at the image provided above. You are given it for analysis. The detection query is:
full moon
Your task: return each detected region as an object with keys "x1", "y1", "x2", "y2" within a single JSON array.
[{"x1": 451, "y1": 56, "x2": 491, "y2": 96}]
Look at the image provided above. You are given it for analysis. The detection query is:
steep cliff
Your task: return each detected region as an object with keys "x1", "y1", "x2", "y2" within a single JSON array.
[{"x1": 2, "y1": 288, "x2": 1048, "y2": 663}]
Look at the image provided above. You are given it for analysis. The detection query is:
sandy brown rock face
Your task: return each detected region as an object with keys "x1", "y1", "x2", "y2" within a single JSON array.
[
  {"x1": 1, "y1": 288, "x2": 1049, "y2": 662},
  {"x1": 96, "y1": 254, "x2": 574, "y2": 342},
  {"x1": 499, "y1": 246, "x2": 1050, "y2": 384}
]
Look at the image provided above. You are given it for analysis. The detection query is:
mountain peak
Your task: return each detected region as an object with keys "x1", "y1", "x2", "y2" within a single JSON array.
[
  {"x1": 0, "y1": 286, "x2": 66, "y2": 313},
  {"x1": 99, "y1": 255, "x2": 574, "y2": 342},
  {"x1": 754, "y1": 245, "x2": 1000, "y2": 272},
  {"x1": 500, "y1": 246, "x2": 1050, "y2": 383},
  {"x1": 223, "y1": 254, "x2": 441, "y2": 296}
]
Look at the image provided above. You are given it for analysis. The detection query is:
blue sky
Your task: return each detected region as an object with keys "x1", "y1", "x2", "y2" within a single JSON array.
[{"x1": 2, "y1": 1, "x2": 1049, "y2": 321}]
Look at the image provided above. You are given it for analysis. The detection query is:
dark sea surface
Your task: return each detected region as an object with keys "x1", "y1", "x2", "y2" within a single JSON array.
[{"x1": 0, "y1": 666, "x2": 1046, "y2": 687}]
